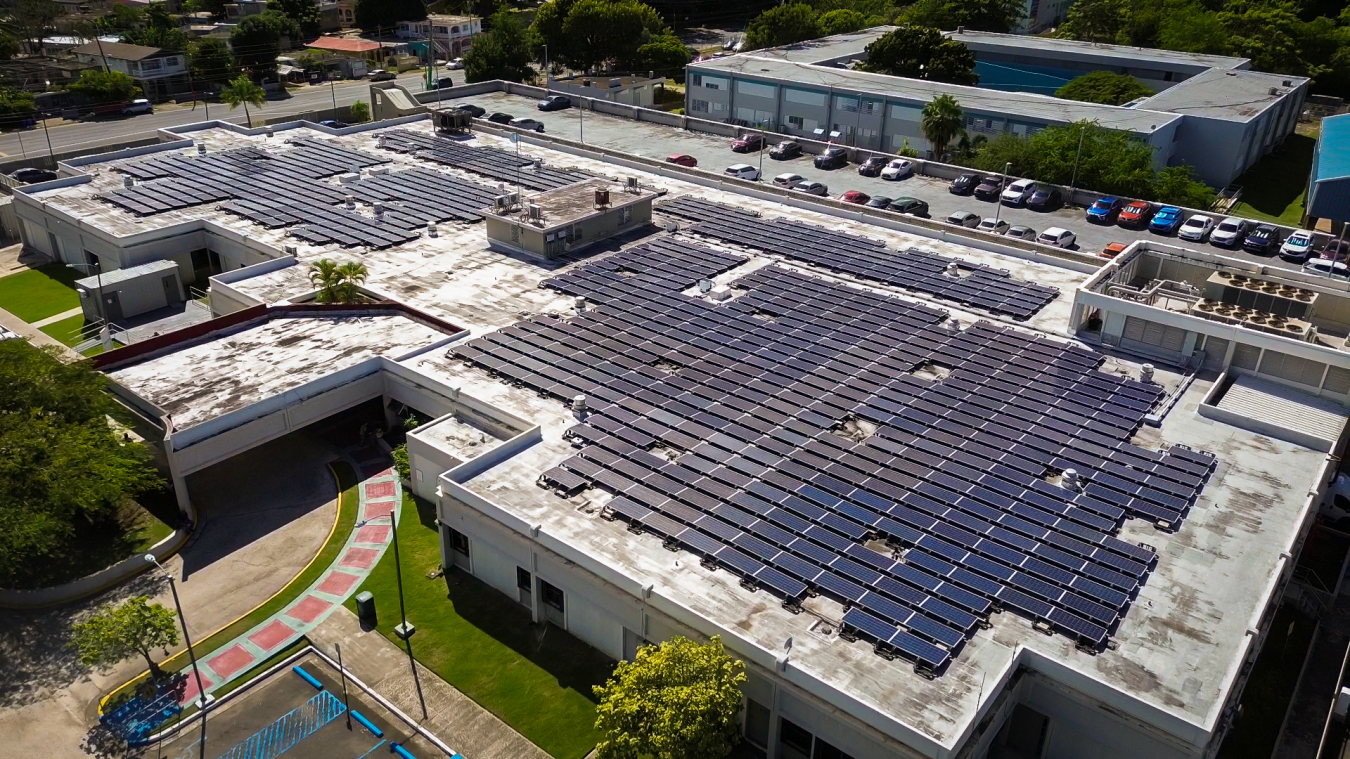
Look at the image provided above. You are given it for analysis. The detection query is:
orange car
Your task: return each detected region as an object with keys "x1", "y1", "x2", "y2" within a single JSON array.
[
  {"x1": 1100, "y1": 242, "x2": 1129, "y2": 258},
  {"x1": 1117, "y1": 200, "x2": 1152, "y2": 228}
]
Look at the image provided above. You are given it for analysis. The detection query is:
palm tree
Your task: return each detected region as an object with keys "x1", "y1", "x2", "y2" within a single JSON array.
[
  {"x1": 921, "y1": 94, "x2": 964, "y2": 162},
  {"x1": 220, "y1": 74, "x2": 266, "y2": 128},
  {"x1": 308, "y1": 259, "x2": 370, "y2": 304},
  {"x1": 335, "y1": 261, "x2": 368, "y2": 303}
]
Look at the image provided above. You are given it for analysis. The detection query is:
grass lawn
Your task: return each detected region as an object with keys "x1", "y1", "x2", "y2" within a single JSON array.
[
  {"x1": 0, "y1": 263, "x2": 82, "y2": 323},
  {"x1": 346, "y1": 494, "x2": 615, "y2": 759},
  {"x1": 1229, "y1": 132, "x2": 1317, "y2": 226},
  {"x1": 39, "y1": 313, "x2": 90, "y2": 346},
  {"x1": 102, "y1": 462, "x2": 359, "y2": 708},
  {"x1": 1217, "y1": 604, "x2": 1317, "y2": 759}
]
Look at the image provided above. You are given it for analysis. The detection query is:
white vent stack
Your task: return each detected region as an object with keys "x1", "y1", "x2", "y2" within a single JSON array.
[
  {"x1": 372, "y1": 202, "x2": 384, "y2": 220},
  {"x1": 575, "y1": 296, "x2": 587, "y2": 311},
  {"x1": 345, "y1": 194, "x2": 356, "y2": 209},
  {"x1": 197, "y1": 143, "x2": 207, "y2": 155},
  {"x1": 1062, "y1": 469, "x2": 1081, "y2": 491},
  {"x1": 945, "y1": 262, "x2": 959, "y2": 277},
  {"x1": 1141, "y1": 364, "x2": 1155, "y2": 384},
  {"x1": 571, "y1": 395, "x2": 588, "y2": 418},
  {"x1": 122, "y1": 175, "x2": 134, "y2": 189},
  {"x1": 427, "y1": 222, "x2": 438, "y2": 238}
]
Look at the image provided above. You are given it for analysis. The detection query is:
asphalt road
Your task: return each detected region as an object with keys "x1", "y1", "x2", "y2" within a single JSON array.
[
  {"x1": 436, "y1": 91, "x2": 1319, "y2": 277},
  {"x1": 0, "y1": 69, "x2": 436, "y2": 163}
]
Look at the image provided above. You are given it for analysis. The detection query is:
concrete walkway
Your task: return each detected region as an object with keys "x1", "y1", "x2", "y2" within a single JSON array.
[
  {"x1": 30, "y1": 306, "x2": 83, "y2": 328},
  {"x1": 0, "y1": 301, "x2": 78, "y2": 358},
  {"x1": 307, "y1": 607, "x2": 551, "y2": 759}
]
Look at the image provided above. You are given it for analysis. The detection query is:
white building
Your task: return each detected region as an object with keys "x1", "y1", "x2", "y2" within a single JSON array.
[
  {"x1": 395, "y1": 14, "x2": 481, "y2": 59},
  {"x1": 70, "y1": 41, "x2": 189, "y2": 100}
]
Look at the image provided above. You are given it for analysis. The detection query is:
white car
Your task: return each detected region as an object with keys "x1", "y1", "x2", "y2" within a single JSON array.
[
  {"x1": 880, "y1": 159, "x2": 913, "y2": 180},
  {"x1": 773, "y1": 172, "x2": 803, "y2": 188},
  {"x1": 947, "y1": 210, "x2": 980, "y2": 228},
  {"x1": 1000, "y1": 178, "x2": 1036, "y2": 206},
  {"x1": 1178, "y1": 214, "x2": 1215, "y2": 242},
  {"x1": 793, "y1": 180, "x2": 828, "y2": 196},
  {"x1": 1210, "y1": 217, "x2": 1248, "y2": 247},
  {"x1": 446, "y1": 58, "x2": 466, "y2": 70},
  {"x1": 978, "y1": 217, "x2": 1010, "y2": 235},
  {"x1": 1280, "y1": 230, "x2": 1316, "y2": 259},
  {"x1": 724, "y1": 164, "x2": 760, "y2": 181},
  {"x1": 1037, "y1": 227, "x2": 1077, "y2": 248},
  {"x1": 122, "y1": 98, "x2": 152, "y2": 115},
  {"x1": 1007, "y1": 225, "x2": 1037, "y2": 241},
  {"x1": 1305, "y1": 257, "x2": 1349, "y2": 278}
]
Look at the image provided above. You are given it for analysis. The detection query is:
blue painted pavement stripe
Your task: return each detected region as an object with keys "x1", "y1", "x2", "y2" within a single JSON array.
[{"x1": 216, "y1": 691, "x2": 346, "y2": 759}]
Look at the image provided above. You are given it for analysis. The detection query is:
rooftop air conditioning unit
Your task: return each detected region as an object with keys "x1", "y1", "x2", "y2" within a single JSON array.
[
  {"x1": 1269, "y1": 87, "x2": 1279, "y2": 96},
  {"x1": 626, "y1": 177, "x2": 639, "y2": 191},
  {"x1": 527, "y1": 203, "x2": 542, "y2": 221},
  {"x1": 609, "y1": 77, "x2": 622, "y2": 88},
  {"x1": 594, "y1": 188, "x2": 610, "y2": 207},
  {"x1": 583, "y1": 79, "x2": 592, "y2": 87}
]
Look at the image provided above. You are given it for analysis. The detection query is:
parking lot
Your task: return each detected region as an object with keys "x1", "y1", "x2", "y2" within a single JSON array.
[{"x1": 433, "y1": 92, "x2": 1326, "y2": 276}]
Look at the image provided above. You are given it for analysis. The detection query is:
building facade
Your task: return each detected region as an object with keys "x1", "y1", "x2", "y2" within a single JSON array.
[
  {"x1": 70, "y1": 41, "x2": 189, "y2": 100},
  {"x1": 395, "y1": 15, "x2": 481, "y2": 59}
]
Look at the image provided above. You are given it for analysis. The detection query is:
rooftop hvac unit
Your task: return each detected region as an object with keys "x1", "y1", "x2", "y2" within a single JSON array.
[
  {"x1": 527, "y1": 203, "x2": 542, "y2": 221},
  {"x1": 594, "y1": 188, "x2": 610, "y2": 207},
  {"x1": 609, "y1": 77, "x2": 622, "y2": 88},
  {"x1": 1269, "y1": 87, "x2": 1279, "y2": 96}
]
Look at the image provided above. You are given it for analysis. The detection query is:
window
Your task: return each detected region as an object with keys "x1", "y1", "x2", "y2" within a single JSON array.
[
  {"x1": 860, "y1": 99, "x2": 875, "y2": 115},
  {"x1": 517, "y1": 567, "x2": 532, "y2": 591},
  {"x1": 788, "y1": 115, "x2": 804, "y2": 128},
  {"x1": 744, "y1": 700, "x2": 770, "y2": 748},
  {"x1": 165, "y1": 57, "x2": 179, "y2": 67},
  {"x1": 813, "y1": 739, "x2": 855, "y2": 759},
  {"x1": 692, "y1": 74, "x2": 726, "y2": 90},
  {"x1": 416, "y1": 469, "x2": 423, "y2": 482},
  {"x1": 834, "y1": 95, "x2": 858, "y2": 112},
  {"x1": 449, "y1": 527, "x2": 469, "y2": 556},
  {"x1": 619, "y1": 206, "x2": 632, "y2": 225},
  {"x1": 540, "y1": 579, "x2": 564, "y2": 612},
  {"x1": 691, "y1": 99, "x2": 710, "y2": 113},
  {"x1": 142, "y1": 58, "x2": 161, "y2": 72},
  {"x1": 737, "y1": 80, "x2": 775, "y2": 99},
  {"x1": 890, "y1": 103, "x2": 923, "y2": 121},
  {"x1": 780, "y1": 719, "x2": 813, "y2": 755},
  {"x1": 784, "y1": 87, "x2": 826, "y2": 106}
]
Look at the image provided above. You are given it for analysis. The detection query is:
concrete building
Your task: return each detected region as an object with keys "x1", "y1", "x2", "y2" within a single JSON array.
[
  {"x1": 395, "y1": 15, "x2": 481, "y2": 60},
  {"x1": 548, "y1": 74, "x2": 667, "y2": 108},
  {"x1": 70, "y1": 41, "x2": 189, "y2": 100},
  {"x1": 685, "y1": 29, "x2": 1308, "y2": 188},
  {"x1": 482, "y1": 179, "x2": 655, "y2": 259},
  {"x1": 1308, "y1": 113, "x2": 1350, "y2": 227},
  {"x1": 20, "y1": 116, "x2": 1344, "y2": 759},
  {"x1": 75, "y1": 258, "x2": 184, "y2": 322}
]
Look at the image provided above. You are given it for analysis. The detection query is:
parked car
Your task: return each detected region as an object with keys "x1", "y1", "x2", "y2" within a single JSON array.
[
  {"x1": 538, "y1": 95, "x2": 571, "y2": 111},
  {"x1": 9, "y1": 168, "x2": 56, "y2": 183},
  {"x1": 1086, "y1": 196, "x2": 1125, "y2": 223},
  {"x1": 889, "y1": 197, "x2": 929, "y2": 216},
  {"x1": 973, "y1": 175, "x2": 1006, "y2": 201},
  {"x1": 1038, "y1": 227, "x2": 1077, "y2": 248},
  {"x1": 773, "y1": 172, "x2": 804, "y2": 188},
  {"x1": 487, "y1": 112, "x2": 514, "y2": 124},
  {"x1": 769, "y1": 141, "x2": 802, "y2": 160},
  {"x1": 857, "y1": 156, "x2": 888, "y2": 177},
  {"x1": 509, "y1": 118, "x2": 544, "y2": 132},
  {"x1": 1279, "y1": 230, "x2": 1317, "y2": 262},
  {"x1": 1117, "y1": 200, "x2": 1153, "y2": 228},
  {"x1": 1000, "y1": 178, "x2": 1036, "y2": 206},
  {"x1": 318, "y1": 119, "x2": 349, "y2": 128},
  {"x1": 1209, "y1": 217, "x2": 1248, "y2": 247},
  {"x1": 446, "y1": 58, "x2": 466, "y2": 70},
  {"x1": 731, "y1": 134, "x2": 766, "y2": 153},
  {"x1": 666, "y1": 154, "x2": 698, "y2": 167},
  {"x1": 947, "y1": 210, "x2": 980, "y2": 228},
  {"x1": 814, "y1": 146, "x2": 848, "y2": 170},
  {"x1": 1007, "y1": 225, "x2": 1037, "y2": 241},
  {"x1": 1026, "y1": 185, "x2": 1063, "y2": 211},
  {"x1": 1305, "y1": 257, "x2": 1350, "y2": 278},
  {"x1": 1242, "y1": 224, "x2": 1280, "y2": 254},
  {"x1": 1148, "y1": 206, "x2": 1185, "y2": 234},
  {"x1": 724, "y1": 164, "x2": 760, "y2": 181},
  {"x1": 880, "y1": 159, "x2": 914, "y2": 180},
  {"x1": 121, "y1": 98, "x2": 153, "y2": 115},
  {"x1": 949, "y1": 172, "x2": 979, "y2": 194},
  {"x1": 839, "y1": 190, "x2": 870, "y2": 204},
  {"x1": 865, "y1": 195, "x2": 894, "y2": 209},
  {"x1": 1101, "y1": 241, "x2": 1129, "y2": 258},
  {"x1": 432, "y1": 77, "x2": 454, "y2": 89},
  {"x1": 978, "y1": 218, "x2": 1011, "y2": 235},
  {"x1": 793, "y1": 180, "x2": 828, "y2": 196},
  {"x1": 1178, "y1": 214, "x2": 1216, "y2": 242},
  {"x1": 369, "y1": 69, "x2": 396, "y2": 82},
  {"x1": 1323, "y1": 239, "x2": 1350, "y2": 262}
]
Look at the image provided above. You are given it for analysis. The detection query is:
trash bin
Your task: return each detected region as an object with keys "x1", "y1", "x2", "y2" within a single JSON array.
[{"x1": 355, "y1": 591, "x2": 376, "y2": 625}]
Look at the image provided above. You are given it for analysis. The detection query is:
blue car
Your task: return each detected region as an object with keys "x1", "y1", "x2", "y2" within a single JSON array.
[
  {"x1": 1149, "y1": 206, "x2": 1184, "y2": 234},
  {"x1": 1085, "y1": 196, "x2": 1124, "y2": 223}
]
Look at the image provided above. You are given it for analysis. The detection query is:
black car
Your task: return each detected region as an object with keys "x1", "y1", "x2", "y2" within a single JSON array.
[
  {"x1": 949, "y1": 172, "x2": 979, "y2": 195},
  {"x1": 857, "y1": 155, "x2": 888, "y2": 177},
  {"x1": 769, "y1": 141, "x2": 802, "y2": 160},
  {"x1": 538, "y1": 95, "x2": 571, "y2": 111},
  {"x1": 865, "y1": 195, "x2": 894, "y2": 209},
  {"x1": 433, "y1": 77, "x2": 454, "y2": 89},
  {"x1": 813, "y1": 146, "x2": 848, "y2": 170},
  {"x1": 9, "y1": 168, "x2": 57, "y2": 183},
  {"x1": 889, "y1": 197, "x2": 929, "y2": 216},
  {"x1": 486, "y1": 112, "x2": 514, "y2": 124},
  {"x1": 1242, "y1": 224, "x2": 1279, "y2": 255},
  {"x1": 457, "y1": 104, "x2": 486, "y2": 118},
  {"x1": 973, "y1": 175, "x2": 1005, "y2": 201},
  {"x1": 1026, "y1": 185, "x2": 1063, "y2": 211}
]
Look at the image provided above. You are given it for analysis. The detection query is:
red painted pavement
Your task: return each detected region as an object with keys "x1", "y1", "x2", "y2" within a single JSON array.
[
  {"x1": 355, "y1": 524, "x2": 392, "y2": 544},
  {"x1": 363, "y1": 501, "x2": 396, "y2": 522},
  {"x1": 316, "y1": 570, "x2": 361, "y2": 596},
  {"x1": 178, "y1": 668, "x2": 215, "y2": 706},
  {"x1": 285, "y1": 595, "x2": 333, "y2": 624},
  {"x1": 365, "y1": 481, "x2": 395, "y2": 499},
  {"x1": 339, "y1": 547, "x2": 380, "y2": 570},
  {"x1": 207, "y1": 644, "x2": 256, "y2": 680},
  {"x1": 247, "y1": 619, "x2": 295, "y2": 653}
]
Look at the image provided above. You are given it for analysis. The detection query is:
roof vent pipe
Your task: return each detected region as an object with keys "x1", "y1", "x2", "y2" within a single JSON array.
[
  {"x1": 1140, "y1": 364, "x2": 1155, "y2": 383},
  {"x1": 372, "y1": 202, "x2": 384, "y2": 220},
  {"x1": 945, "y1": 262, "x2": 959, "y2": 277},
  {"x1": 123, "y1": 175, "x2": 134, "y2": 189},
  {"x1": 427, "y1": 222, "x2": 438, "y2": 237},
  {"x1": 345, "y1": 194, "x2": 356, "y2": 209},
  {"x1": 575, "y1": 296, "x2": 587, "y2": 311},
  {"x1": 266, "y1": 127, "x2": 274, "y2": 138},
  {"x1": 948, "y1": 318, "x2": 961, "y2": 331},
  {"x1": 197, "y1": 142, "x2": 207, "y2": 155},
  {"x1": 1062, "y1": 468, "x2": 1081, "y2": 491},
  {"x1": 572, "y1": 394, "x2": 588, "y2": 419}
]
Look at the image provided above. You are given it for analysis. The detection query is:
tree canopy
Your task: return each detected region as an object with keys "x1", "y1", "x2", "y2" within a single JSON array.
[
  {"x1": 119, "y1": 5, "x2": 190, "y2": 52},
  {"x1": 593, "y1": 636, "x2": 746, "y2": 759},
  {"x1": 229, "y1": 11, "x2": 298, "y2": 79},
  {"x1": 68, "y1": 69, "x2": 140, "y2": 102},
  {"x1": 309, "y1": 259, "x2": 369, "y2": 303},
  {"x1": 817, "y1": 9, "x2": 870, "y2": 35},
  {"x1": 466, "y1": 8, "x2": 536, "y2": 83},
  {"x1": 267, "y1": 0, "x2": 322, "y2": 38},
  {"x1": 353, "y1": 0, "x2": 425, "y2": 32},
  {"x1": 1055, "y1": 71, "x2": 1155, "y2": 104},
  {"x1": 898, "y1": 0, "x2": 1025, "y2": 33},
  {"x1": 530, "y1": 0, "x2": 683, "y2": 74},
  {"x1": 11, "y1": 0, "x2": 63, "y2": 56},
  {"x1": 0, "y1": 87, "x2": 36, "y2": 117},
  {"x1": 860, "y1": 25, "x2": 978, "y2": 85},
  {"x1": 221, "y1": 74, "x2": 266, "y2": 126},
  {"x1": 190, "y1": 38, "x2": 235, "y2": 83},
  {"x1": 921, "y1": 93, "x2": 964, "y2": 160},
  {"x1": 743, "y1": 3, "x2": 820, "y2": 50},
  {"x1": 0, "y1": 342, "x2": 161, "y2": 587},
  {"x1": 70, "y1": 595, "x2": 179, "y2": 678}
]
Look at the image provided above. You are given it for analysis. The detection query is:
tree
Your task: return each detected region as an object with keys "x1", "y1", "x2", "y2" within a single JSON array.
[
  {"x1": 220, "y1": 74, "x2": 265, "y2": 127},
  {"x1": 528, "y1": 0, "x2": 580, "y2": 66},
  {"x1": 120, "y1": 3, "x2": 190, "y2": 51},
  {"x1": 0, "y1": 31, "x2": 20, "y2": 60},
  {"x1": 593, "y1": 636, "x2": 746, "y2": 759},
  {"x1": 308, "y1": 259, "x2": 368, "y2": 303},
  {"x1": 1057, "y1": 0, "x2": 1127, "y2": 43},
  {"x1": 353, "y1": 0, "x2": 425, "y2": 32},
  {"x1": 743, "y1": 3, "x2": 820, "y2": 51},
  {"x1": 68, "y1": 69, "x2": 140, "y2": 102},
  {"x1": 230, "y1": 11, "x2": 298, "y2": 79},
  {"x1": 559, "y1": 0, "x2": 670, "y2": 73},
  {"x1": 12, "y1": 0, "x2": 63, "y2": 56},
  {"x1": 1154, "y1": 164, "x2": 1217, "y2": 207},
  {"x1": 0, "y1": 87, "x2": 36, "y2": 118},
  {"x1": 1157, "y1": 3, "x2": 1230, "y2": 54},
  {"x1": 636, "y1": 34, "x2": 691, "y2": 76},
  {"x1": 349, "y1": 99, "x2": 369, "y2": 122},
  {"x1": 817, "y1": 9, "x2": 868, "y2": 35},
  {"x1": 190, "y1": 38, "x2": 235, "y2": 83},
  {"x1": 899, "y1": 0, "x2": 1025, "y2": 33},
  {"x1": 392, "y1": 443, "x2": 410, "y2": 480},
  {"x1": 1218, "y1": 0, "x2": 1305, "y2": 75},
  {"x1": 1055, "y1": 71, "x2": 1154, "y2": 105},
  {"x1": 267, "y1": 0, "x2": 322, "y2": 38},
  {"x1": 861, "y1": 26, "x2": 977, "y2": 85},
  {"x1": 920, "y1": 93, "x2": 963, "y2": 160},
  {"x1": 69, "y1": 596, "x2": 179, "y2": 679},
  {"x1": 465, "y1": 8, "x2": 536, "y2": 83}
]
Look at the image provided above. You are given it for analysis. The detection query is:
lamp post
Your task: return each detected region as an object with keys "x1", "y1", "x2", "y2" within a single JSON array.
[
  {"x1": 758, "y1": 118, "x2": 769, "y2": 180},
  {"x1": 335, "y1": 643, "x2": 352, "y2": 730},
  {"x1": 994, "y1": 160, "x2": 1011, "y2": 224},
  {"x1": 358, "y1": 510, "x2": 427, "y2": 720},
  {"x1": 39, "y1": 82, "x2": 54, "y2": 168},
  {"x1": 145, "y1": 555, "x2": 208, "y2": 759},
  {"x1": 1067, "y1": 119, "x2": 1099, "y2": 205}
]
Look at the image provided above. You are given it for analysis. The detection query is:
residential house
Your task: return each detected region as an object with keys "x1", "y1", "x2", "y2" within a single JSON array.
[
  {"x1": 70, "y1": 41, "x2": 189, "y2": 100},
  {"x1": 395, "y1": 15, "x2": 481, "y2": 59}
]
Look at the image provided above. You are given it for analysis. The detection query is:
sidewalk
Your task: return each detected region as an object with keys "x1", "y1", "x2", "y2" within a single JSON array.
[{"x1": 307, "y1": 608, "x2": 551, "y2": 759}]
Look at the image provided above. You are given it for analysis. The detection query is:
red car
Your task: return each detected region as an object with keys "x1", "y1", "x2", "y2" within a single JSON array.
[
  {"x1": 839, "y1": 190, "x2": 870, "y2": 205},
  {"x1": 666, "y1": 154, "x2": 697, "y2": 167},
  {"x1": 731, "y1": 134, "x2": 766, "y2": 153},
  {"x1": 1118, "y1": 200, "x2": 1152, "y2": 228}
]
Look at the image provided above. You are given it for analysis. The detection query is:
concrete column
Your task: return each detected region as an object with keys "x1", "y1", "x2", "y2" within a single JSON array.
[{"x1": 766, "y1": 677, "x2": 781, "y2": 758}]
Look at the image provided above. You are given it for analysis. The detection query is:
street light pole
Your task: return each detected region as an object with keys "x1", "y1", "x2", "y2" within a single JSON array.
[
  {"x1": 145, "y1": 555, "x2": 207, "y2": 759},
  {"x1": 759, "y1": 118, "x2": 768, "y2": 179},
  {"x1": 1068, "y1": 121, "x2": 1092, "y2": 204},
  {"x1": 995, "y1": 160, "x2": 1011, "y2": 224},
  {"x1": 387, "y1": 508, "x2": 428, "y2": 720},
  {"x1": 335, "y1": 643, "x2": 352, "y2": 730}
]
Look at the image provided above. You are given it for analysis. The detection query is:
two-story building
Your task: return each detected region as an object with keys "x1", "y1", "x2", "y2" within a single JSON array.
[
  {"x1": 70, "y1": 41, "x2": 189, "y2": 101},
  {"x1": 395, "y1": 14, "x2": 481, "y2": 60}
]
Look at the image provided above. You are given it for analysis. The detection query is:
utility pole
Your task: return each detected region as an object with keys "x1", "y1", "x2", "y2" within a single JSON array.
[
  {"x1": 336, "y1": 643, "x2": 352, "y2": 730},
  {"x1": 995, "y1": 160, "x2": 1011, "y2": 224},
  {"x1": 146, "y1": 556, "x2": 208, "y2": 759},
  {"x1": 388, "y1": 508, "x2": 427, "y2": 720}
]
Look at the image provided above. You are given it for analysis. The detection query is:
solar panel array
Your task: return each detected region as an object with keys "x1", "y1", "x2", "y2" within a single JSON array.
[
  {"x1": 658, "y1": 196, "x2": 1060, "y2": 321},
  {"x1": 376, "y1": 129, "x2": 594, "y2": 191},
  {"x1": 450, "y1": 243, "x2": 1216, "y2": 677},
  {"x1": 354, "y1": 167, "x2": 502, "y2": 222}
]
